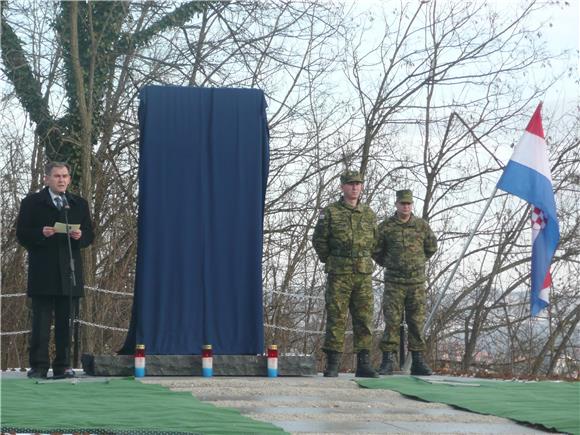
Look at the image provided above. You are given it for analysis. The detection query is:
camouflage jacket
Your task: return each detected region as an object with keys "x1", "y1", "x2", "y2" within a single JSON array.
[
  {"x1": 312, "y1": 198, "x2": 378, "y2": 275},
  {"x1": 373, "y1": 214, "x2": 437, "y2": 284}
]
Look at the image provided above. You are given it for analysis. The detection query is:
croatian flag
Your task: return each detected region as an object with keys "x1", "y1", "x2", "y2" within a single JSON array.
[{"x1": 497, "y1": 103, "x2": 560, "y2": 316}]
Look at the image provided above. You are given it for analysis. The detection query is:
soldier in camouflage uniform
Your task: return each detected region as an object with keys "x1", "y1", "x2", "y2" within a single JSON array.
[
  {"x1": 312, "y1": 170, "x2": 379, "y2": 378},
  {"x1": 373, "y1": 189, "x2": 437, "y2": 376}
]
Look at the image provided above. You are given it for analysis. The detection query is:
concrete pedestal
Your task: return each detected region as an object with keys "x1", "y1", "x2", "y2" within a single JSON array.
[{"x1": 81, "y1": 353, "x2": 316, "y2": 377}]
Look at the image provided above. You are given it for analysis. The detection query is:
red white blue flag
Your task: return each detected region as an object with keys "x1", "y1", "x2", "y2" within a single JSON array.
[{"x1": 496, "y1": 103, "x2": 560, "y2": 316}]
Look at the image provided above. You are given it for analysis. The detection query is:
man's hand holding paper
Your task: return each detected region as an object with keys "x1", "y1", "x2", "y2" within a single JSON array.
[{"x1": 54, "y1": 222, "x2": 81, "y2": 235}]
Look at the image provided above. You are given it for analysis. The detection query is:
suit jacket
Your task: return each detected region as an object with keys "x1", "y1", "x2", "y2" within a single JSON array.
[{"x1": 16, "y1": 187, "x2": 94, "y2": 297}]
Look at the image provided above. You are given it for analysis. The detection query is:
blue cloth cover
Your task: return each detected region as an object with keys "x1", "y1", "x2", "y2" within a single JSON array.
[{"x1": 120, "y1": 86, "x2": 268, "y2": 355}]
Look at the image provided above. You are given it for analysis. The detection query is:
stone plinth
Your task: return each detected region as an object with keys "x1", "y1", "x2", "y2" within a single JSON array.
[{"x1": 81, "y1": 353, "x2": 316, "y2": 377}]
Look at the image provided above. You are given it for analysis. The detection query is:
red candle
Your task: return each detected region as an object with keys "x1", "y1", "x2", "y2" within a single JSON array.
[
  {"x1": 202, "y1": 344, "x2": 213, "y2": 358},
  {"x1": 267, "y1": 345, "x2": 278, "y2": 359},
  {"x1": 135, "y1": 344, "x2": 145, "y2": 358}
]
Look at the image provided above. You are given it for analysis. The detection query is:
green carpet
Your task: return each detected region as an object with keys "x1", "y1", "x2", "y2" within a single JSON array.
[
  {"x1": 357, "y1": 376, "x2": 580, "y2": 435},
  {"x1": 1, "y1": 378, "x2": 286, "y2": 434}
]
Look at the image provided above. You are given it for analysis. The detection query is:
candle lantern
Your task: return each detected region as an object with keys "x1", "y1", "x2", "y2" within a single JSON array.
[
  {"x1": 267, "y1": 345, "x2": 278, "y2": 378},
  {"x1": 202, "y1": 344, "x2": 213, "y2": 377},
  {"x1": 134, "y1": 344, "x2": 146, "y2": 378}
]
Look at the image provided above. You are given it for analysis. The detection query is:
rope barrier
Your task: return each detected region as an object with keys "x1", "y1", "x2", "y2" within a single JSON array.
[
  {"x1": 0, "y1": 329, "x2": 31, "y2": 336},
  {"x1": 0, "y1": 286, "x2": 347, "y2": 336},
  {"x1": 84, "y1": 286, "x2": 134, "y2": 296},
  {"x1": 265, "y1": 289, "x2": 324, "y2": 301},
  {"x1": 264, "y1": 324, "x2": 384, "y2": 335},
  {"x1": 264, "y1": 323, "x2": 324, "y2": 335},
  {"x1": 1, "y1": 320, "x2": 385, "y2": 337},
  {"x1": 2, "y1": 286, "x2": 324, "y2": 300},
  {"x1": 75, "y1": 319, "x2": 129, "y2": 332}
]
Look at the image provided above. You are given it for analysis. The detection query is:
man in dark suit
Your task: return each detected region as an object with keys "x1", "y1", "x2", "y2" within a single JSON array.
[{"x1": 16, "y1": 162, "x2": 94, "y2": 379}]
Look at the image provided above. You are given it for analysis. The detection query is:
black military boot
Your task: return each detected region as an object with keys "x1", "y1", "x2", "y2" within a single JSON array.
[
  {"x1": 378, "y1": 351, "x2": 395, "y2": 375},
  {"x1": 355, "y1": 350, "x2": 379, "y2": 378},
  {"x1": 323, "y1": 351, "x2": 341, "y2": 377},
  {"x1": 411, "y1": 351, "x2": 433, "y2": 376}
]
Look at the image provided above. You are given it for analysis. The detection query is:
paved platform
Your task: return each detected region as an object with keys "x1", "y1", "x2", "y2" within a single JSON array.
[
  {"x1": 2, "y1": 370, "x2": 558, "y2": 434},
  {"x1": 143, "y1": 374, "x2": 557, "y2": 434}
]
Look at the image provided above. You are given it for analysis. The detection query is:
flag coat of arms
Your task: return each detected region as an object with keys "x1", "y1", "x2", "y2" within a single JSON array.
[{"x1": 496, "y1": 103, "x2": 560, "y2": 316}]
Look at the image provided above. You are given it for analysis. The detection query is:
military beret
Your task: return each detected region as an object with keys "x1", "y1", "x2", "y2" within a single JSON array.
[
  {"x1": 396, "y1": 189, "x2": 413, "y2": 203},
  {"x1": 340, "y1": 170, "x2": 363, "y2": 184}
]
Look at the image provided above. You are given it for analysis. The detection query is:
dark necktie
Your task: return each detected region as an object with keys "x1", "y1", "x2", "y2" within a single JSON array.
[{"x1": 55, "y1": 196, "x2": 62, "y2": 210}]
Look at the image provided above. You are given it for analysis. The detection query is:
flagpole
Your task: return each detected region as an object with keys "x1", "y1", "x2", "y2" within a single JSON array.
[{"x1": 401, "y1": 185, "x2": 499, "y2": 372}]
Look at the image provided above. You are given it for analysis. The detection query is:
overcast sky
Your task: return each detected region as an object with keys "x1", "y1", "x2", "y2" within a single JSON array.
[{"x1": 538, "y1": 0, "x2": 579, "y2": 111}]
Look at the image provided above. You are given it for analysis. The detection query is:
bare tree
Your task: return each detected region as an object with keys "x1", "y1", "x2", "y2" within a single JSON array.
[{"x1": 1, "y1": 0, "x2": 577, "y2": 376}]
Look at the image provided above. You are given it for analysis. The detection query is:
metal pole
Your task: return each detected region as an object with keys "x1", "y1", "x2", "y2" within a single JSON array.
[
  {"x1": 402, "y1": 185, "x2": 499, "y2": 373},
  {"x1": 62, "y1": 198, "x2": 77, "y2": 371},
  {"x1": 399, "y1": 311, "x2": 407, "y2": 372}
]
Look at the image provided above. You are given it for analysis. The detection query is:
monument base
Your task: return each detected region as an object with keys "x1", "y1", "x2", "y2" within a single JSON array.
[{"x1": 81, "y1": 353, "x2": 316, "y2": 377}]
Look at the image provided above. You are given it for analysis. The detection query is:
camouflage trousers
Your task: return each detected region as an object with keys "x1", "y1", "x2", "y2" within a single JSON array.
[
  {"x1": 379, "y1": 282, "x2": 426, "y2": 352},
  {"x1": 322, "y1": 273, "x2": 373, "y2": 353}
]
